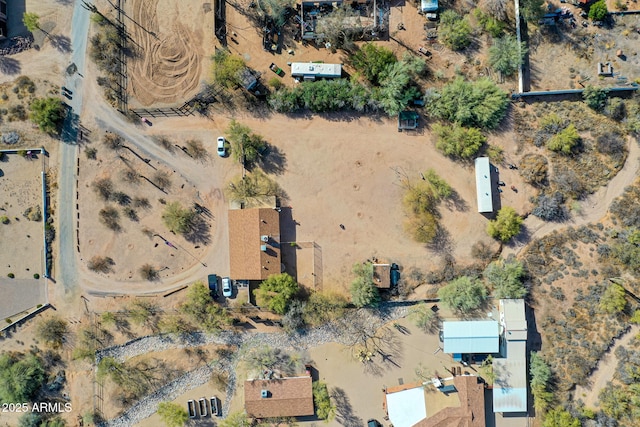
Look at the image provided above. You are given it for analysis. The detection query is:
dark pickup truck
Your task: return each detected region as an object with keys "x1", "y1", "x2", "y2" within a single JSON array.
[{"x1": 208, "y1": 274, "x2": 219, "y2": 299}]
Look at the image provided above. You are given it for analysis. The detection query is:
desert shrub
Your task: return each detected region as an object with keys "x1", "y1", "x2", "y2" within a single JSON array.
[
  {"x1": 88, "y1": 256, "x2": 115, "y2": 273},
  {"x1": 471, "y1": 240, "x2": 495, "y2": 261},
  {"x1": 281, "y1": 300, "x2": 306, "y2": 333},
  {"x1": 546, "y1": 124, "x2": 579, "y2": 154},
  {"x1": 14, "y1": 76, "x2": 36, "y2": 94},
  {"x1": 487, "y1": 207, "x2": 523, "y2": 242},
  {"x1": 532, "y1": 192, "x2": 567, "y2": 221},
  {"x1": 157, "y1": 402, "x2": 189, "y2": 427},
  {"x1": 408, "y1": 302, "x2": 439, "y2": 332},
  {"x1": 139, "y1": 264, "x2": 158, "y2": 281},
  {"x1": 85, "y1": 147, "x2": 97, "y2": 159},
  {"x1": 609, "y1": 181, "x2": 640, "y2": 227},
  {"x1": 211, "y1": 50, "x2": 246, "y2": 89},
  {"x1": 120, "y1": 169, "x2": 140, "y2": 184},
  {"x1": 8, "y1": 105, "x2": 28, "y2": 121},
  {"x1": 102, "y1": 132, "x2": 124, "y2": 150},
  {"x1": 154, "y1": 137, "x2": 174, "y2": 152},
  {"x1": 133, "y1": 197, "x2": 151, "y2": 209},
  {"x1": 225, "y1": 171, "x2": 283, "y2": 208},
  {"x1": 185, "y1": 139, "x2": 207, "y2": 159},
  {"x1": 153, "y1": 171, "x2": 171, "y2": 190},
  {"x1": 268, "y1": 77, "x2": 283, "y2": 90},
  {"x1": 0, "y1": 352, "x2": 45, "y2": 402},
  {"x1": 606, "y1": 98, "x2": 626, "y2": 121},
  {"x1": 551, "y1": 167, "x2": 587, "y2": 200},
  {"x1": 303, "y1": 291, "x2": 348, "y2": 326},
  {"x1": 111, "y1": 191, "x2": 130, "y2": 206},
  {"x1": 123, "y1": 207, "x2": 138, "y2": 221},
  {"x1": 93, "y1": 177, "x2": 114, "y2": 201},
  {"x1": 473, "y1": 8, "x2": 506, "y2": 36},
  {"x1": 180, "y1": 282, "x2": 232, "y2": 332},
  {"x1": 483, "y1": 256, "x2": 527, "y2": 298},
  {"x1": 433, "y1": 123, "x2": 486, "y2": 159},
  {"x1": 0, "y1": 216, "x2": 9, "y2": 224},
  {"x1": 36, "y1": 316, "x2": 68, "y2": 349},
  {"x1": 312, "y1": 381, "x2": 336, "y2": 421},
  {"x1": 583, "y1": 85, "x2": 608, "y2": 110},
  {"x1": 595, "y1": 131, "x2": 626, "y2": 159},
  {"x1": 162, "y1": 202, "x2": 196, "y2": 234},
  {"x1": 439, "y1": 10, "x2": 472, "y2": 50},
  {"x1": 599, "y1": 282, "x2": 626, "y2": 314},
  {"x1": 23, "y1": 206, "x2": 42, "y2": 222},
  {"x1": 99, "y1": 206, "x2": 120, "y2": 231},
  {"x1": 424, "y1": 169, "x2": 453, "y2": 199}
]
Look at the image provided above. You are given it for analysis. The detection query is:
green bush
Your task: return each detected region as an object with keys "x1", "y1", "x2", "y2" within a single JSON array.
[
  {"x1": 7, "y1": 273, "x2": 14, "y2": 278},
  {"x1": 546, "y1": 124, "x2": 579, "y2": 154},
  {"x1": 0, "y1": 216, "x2": 9, "y2": 224},
  {"x1": 438, "y1": 276, "x2": 488, "y2": 313},
  {"x1": 351, "y1": 43, "x2": 397, "y2": 85},
  {"x1": 433, "y1": 123, "x2": 486, "y2": 159},
  {"x1": 33, "y1": 273, "x2": 40, "y2": 279},
  {"x1": 488, "y1": 35, "x2": 527, "y2": 76},
  {"x1": 426, "y1": 78, "x2": 509, "y2": 129},
  {"x1": 439, "y1": 10, "x2": 472, "y2": 50},
  {"x1": 29, "y1": 97, "x2": 65, "y2": 135},
  {"x1": 582, "y1": 85, "x2": 608, "y2": 111},
  {"x1": 588, "y1": 0, "x2": 608, "y2": 20},
  {"x1": 350, "y1": 262, "x2": 379, "y2": 307},
  {"x1": 487, "y1": 207, "x2": 523, "y2": 242},
  {"x1": 254, "y1": 273, "x2": 299, "y2": 314}
]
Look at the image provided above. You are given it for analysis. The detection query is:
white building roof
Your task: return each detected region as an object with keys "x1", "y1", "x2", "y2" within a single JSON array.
[
  {"x1": 493, "y1": 340, "x2": 528, "y2": 413},
  {"x1": 386, "y1": 386, "x2": 427, "y2": 427},
  {"x1": 290, "y1": 62, "x2": 342, "y2": 78},
  {"x1": 500, "y1": 299, "x2": 527, "y2": 341},
  {"x1": 475, "y1": 157, "x2": 493, "y2": 213},
  {"x1": 443, "y1": 321, "x2": 500, "y2": 354}
]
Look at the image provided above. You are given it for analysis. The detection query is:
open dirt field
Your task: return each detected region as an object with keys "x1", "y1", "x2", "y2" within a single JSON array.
[
  {"x1": 126, "y1": 0, "x2": 215, "y2": 107},
  {"x1": 528, "y1": 11, "x2": 640, "y2": 91},
  {"x1": 0, "y1": 152, "x2": 46, "y2": 279}
]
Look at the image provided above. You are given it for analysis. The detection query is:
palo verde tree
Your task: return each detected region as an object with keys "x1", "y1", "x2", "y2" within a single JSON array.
[
  {"x1": 161, "y1": 202, "x2": 196, "y2": 235},
  {"x1": 225, "y1": 120, "x2": 268, "y2": 166},
  {"x1": 254, "y1": 273, "x2": 299, "y2": 315},
  {"x1": 35, "y1": 316, "x2": 69, "y2": 349},
  {"x1": 312, "y1": 381, "x2": 336, "y2": 421},
  {"x1": 439, "y1": 10, "x2": 472, "y2": 51},
  {"x1": 426, "y1": 78, "x2": 509, "y2": 129},
  {"x1": 350, "y1": 262, "x2": 379, "y2": 308},
  {"x1": 157, "y1": 402, "x2": 189, "y2": 427},
  {"x1": 0, "y1": 352, "x2": 45, "y2": 402},
  {"x1": 225, "y1": 170, "x2": 282, "y2": 208},
  {"x1": 211, "y1": 50, "x2": 246, "y2": 89},
  {"x1": 488, "y1": 35, "x2": 527, "y2": 77},
  {"x1": 487, "y1": 207, "x2": 523, "y2": 242},
  {"x1": 438, "y1": 276, "x2": 488, "y2": 314},
  {"x1": 350, "y1": 43, "x2": 397, "y2": 86},
  {"x1": 483, "y1": 256, "x2": 527, "y2": 299},
  {"x1": 530, "y1": 351, "x2": 554, "y2": 412},
  {"x1": 433, "y1": 123, "x2": 486, "y2": 159},
  {"x1": 181, "y1": 281, "x2": 232, "y2": 332},
  {"x1": 29, "y1": 97, "x2": 65, "y2": 135},
  {"x1": 22, "y1": 13, "x2": 40, "y2": 33}
]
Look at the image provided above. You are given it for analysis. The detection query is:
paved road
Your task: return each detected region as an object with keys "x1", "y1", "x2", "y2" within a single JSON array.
[{"x1": 58, "y1": 1, "x2": 91, "y2": 296}]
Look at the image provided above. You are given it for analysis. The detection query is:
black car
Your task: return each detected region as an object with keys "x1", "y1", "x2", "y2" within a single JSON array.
[{"x1": 208, "y1": 274, "x2": 219, "y2": 299}]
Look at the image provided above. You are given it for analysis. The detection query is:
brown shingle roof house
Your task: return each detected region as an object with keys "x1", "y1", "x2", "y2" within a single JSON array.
[
  {"x1": 244, "y1": 376, "x2": 314, "y2": 418},
  {"x1": 413, "y1": 376, "x2": 486, "y2": 427},
  {"x1": 228, "y1": 208, "x2": 281, "y2": 281}
]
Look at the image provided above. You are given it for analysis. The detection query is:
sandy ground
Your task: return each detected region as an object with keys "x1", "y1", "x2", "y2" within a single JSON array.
[
  {"x1": 575, "y1": 325, "x2": 640, "y2": 409},
  {"x1": 126, "y1": 0, "x2": 213, "y2": 107},
  {"x1": 0, "y1": 152, "x2": 46, "y2": 279}
]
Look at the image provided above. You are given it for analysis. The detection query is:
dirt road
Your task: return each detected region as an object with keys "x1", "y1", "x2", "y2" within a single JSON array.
[
  {"x1": 504, "y1": 137, "x2": 640, "y2": 257},
  {"x1": 574, "y1": 325, "x2": 640, "y2": 408}
]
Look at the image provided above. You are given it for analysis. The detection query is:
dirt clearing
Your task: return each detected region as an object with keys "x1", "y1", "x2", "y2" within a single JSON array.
[{"x1": 127, "y1": 0, "x2": 213, "y2": 106}]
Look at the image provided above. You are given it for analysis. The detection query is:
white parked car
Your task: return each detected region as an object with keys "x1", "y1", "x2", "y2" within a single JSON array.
[
  {"x1": 217, "y1": 136, "x2": 226, "y2": 157},
  {"x1": 222, "y1": 277, "x2": 232, "y2": 297}
]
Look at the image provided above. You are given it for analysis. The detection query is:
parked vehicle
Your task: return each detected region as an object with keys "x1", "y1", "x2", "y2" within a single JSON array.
[
  {"x1": 208, "y1": 274, "x2": 219, "y2": 299},
  {"x1": 222, "y1": 277, "x2": 232, "y2": 297},
  {"x1": 217, "y1": 136, "x2": 226, "y2": 157},
  {"x1": 270, "y1": 63, "x2": 285, "y2": 76}
]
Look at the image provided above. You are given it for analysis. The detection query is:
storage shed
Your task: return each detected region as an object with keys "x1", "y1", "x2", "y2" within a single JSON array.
[
  {"x1": 475, "y1": 157, "x2": 493, "y2": 213},
  {"x1": 442, "y1": 320, "x2": 500, "y2": 355}
]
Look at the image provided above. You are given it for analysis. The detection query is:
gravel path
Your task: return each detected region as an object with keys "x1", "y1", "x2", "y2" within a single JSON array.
[{"x1": 100, "y1": 305, "x2": 410, "y2": 426}]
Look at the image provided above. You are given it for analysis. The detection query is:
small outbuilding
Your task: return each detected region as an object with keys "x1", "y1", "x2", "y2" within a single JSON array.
[
  {"x1": 442, "y1": 320, "x2": 500, "y2": 355},
  {"x1": 398, "y1": 111, "x2": 419, "y2": 131}
]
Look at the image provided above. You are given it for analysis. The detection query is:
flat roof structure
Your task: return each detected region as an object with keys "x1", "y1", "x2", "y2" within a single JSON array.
[
  {"x1": 373, "y1": 264, "x2": 391, "y2": 289},
  {"x1": 443, "y1": 321, "x2": 499, "y2": 354},
  {"x1": 291, "y1": 62, "x2": 342, "y2": 79},
  {"x1": 386, "y1": 385, "x2": 428, "y2": 427},
  {"x1": 228, "y1": 208, "x2": 281, "y2": 281},
  {"x1": 474, "y1": 157, "x2": 493, "y2": 213},
  {"x1": 244, "y1": 376, "x2": 314, "y2": 418},
  {"x1": 494, "y1": 299, "x2": 528, "y2": 413}
]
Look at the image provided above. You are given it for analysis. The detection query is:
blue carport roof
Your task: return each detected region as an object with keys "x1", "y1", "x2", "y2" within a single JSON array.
[{"x1": 443, "y1": 321, "x2": 500, "y2": 354}]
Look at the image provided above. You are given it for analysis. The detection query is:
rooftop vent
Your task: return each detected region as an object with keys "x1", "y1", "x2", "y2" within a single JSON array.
[
  {"x1": 261, "y1": 390, "x2": 269, "y2": 398},
  {"x1": 261, "y1": 245, "x2": 267, "y2": 252},
  {"x1": 261, "y1": 235, "x2": 269, "y2": 242}
]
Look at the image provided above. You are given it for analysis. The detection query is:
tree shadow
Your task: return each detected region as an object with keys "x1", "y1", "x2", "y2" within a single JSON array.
[
  {"x1": 331, "y1": 387, "x2": 363, "y2": 427},
  {"x1": 258, "y1": 144, "x2": 287, "y2": 175},
  {"x1": 184, "y1": 215, "x2": 211, "y2": 245},
  {"x1": 443, "y1": 190, "x2": 468, "y2": 212},
  {"x1": 48, "y1": 34, "x2": 71, "y2": 53},
  {"x1": 0, "y1": 56, "x2": 21, "y2": 75},
  {"x1": 426, "y1": 226, "x2": 454, "y2": 255}
]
